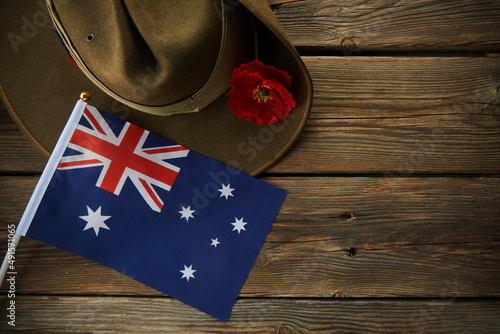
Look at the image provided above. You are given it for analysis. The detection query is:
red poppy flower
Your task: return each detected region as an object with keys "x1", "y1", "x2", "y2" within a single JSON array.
[{"x1": 227, "y1": 59, "x2": 296, "y2": 124}]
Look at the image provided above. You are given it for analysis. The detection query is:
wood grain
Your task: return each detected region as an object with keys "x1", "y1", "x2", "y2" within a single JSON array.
[
  {"x1": 1, "y1": 296, "x2": 498, "y2": 333},
  {"x1": 274, "y1": 56, "x2": 500, "y2": 173},
  {"x1": 2, "y1": 176, "x2": 500, "y2": 246},
  {"x1": 271, "y1": 0, "x2": 500, "y2": 52},
  {"x1": 2, "y1": 237, "x2": 497, "y2": 298},
  {"x1": 2, "y1": 57, "x2": 500, "y2": 174},
  {"x1": 1, "y1": 176, "x2": 498, "y2": 297}
]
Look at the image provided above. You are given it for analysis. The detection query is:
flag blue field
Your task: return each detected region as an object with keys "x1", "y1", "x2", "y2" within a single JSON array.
[{"x1": 19, "y1": 101, "x2": 287, "y2": 321}]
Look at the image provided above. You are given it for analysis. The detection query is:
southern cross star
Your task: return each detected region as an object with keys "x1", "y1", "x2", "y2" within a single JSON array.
[
  {"x1": 211, "y1": 238, "x2": 220, "y2": 248},
  {"x1": 180, "y1": 265, "x2": 196, "y2": 282},
  {"x1": 231, "y1": 217, "x2": 247, "y2": 234},
  {"x1": 218, "y1": 183, "x2": 235, "y2": 200},
  {"x1": 178, "y1": 205, "x2": 195, "y2": 221},
  {"x1": 79, "y1": 206, "x2": 111, "y2": 237}
]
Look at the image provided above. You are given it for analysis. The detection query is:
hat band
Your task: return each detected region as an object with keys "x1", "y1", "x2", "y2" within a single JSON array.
[{"x1": 47, "y1": 0, "x2": 248, "y2": 116}]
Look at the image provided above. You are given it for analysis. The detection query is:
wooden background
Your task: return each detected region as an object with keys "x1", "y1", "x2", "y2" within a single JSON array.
[{"x1": 1, "y1": 0, "x2": 500, "y2": 332}]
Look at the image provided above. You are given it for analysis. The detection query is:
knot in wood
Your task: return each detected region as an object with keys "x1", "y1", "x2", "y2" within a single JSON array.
[
  {"x1": 333, "y1": 291, "x2": 347, "y2": 298},
  {"x1": 346, "y1": 247, "x2": 358, "y2": 257},
  {"x1": 256, "y1": 252, "x2": 269, "y2": 265},
  {"x1": 276, "y1": 324, "x2": 297, "y2": 334},
  {"x1": 340, "y1": 36, "x2": 358, "y2": 50},
  {"x1": 341, "y1": 212, "x2": 356, "y2": 222}
]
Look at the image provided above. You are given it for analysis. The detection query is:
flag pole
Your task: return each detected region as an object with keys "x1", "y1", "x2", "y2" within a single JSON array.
[{"x1": 0, "y1": 92, "x2": 91, "y2": 288}]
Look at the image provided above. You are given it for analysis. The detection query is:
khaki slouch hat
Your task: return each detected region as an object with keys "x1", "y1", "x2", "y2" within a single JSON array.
[{"x1": 0, "y1": 0, "x2": 312, "y2": 175}]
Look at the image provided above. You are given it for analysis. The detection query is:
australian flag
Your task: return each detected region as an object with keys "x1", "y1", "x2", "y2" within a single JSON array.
[{"x1": 17, "y1": 100, "x2": 287, "y2": 321}]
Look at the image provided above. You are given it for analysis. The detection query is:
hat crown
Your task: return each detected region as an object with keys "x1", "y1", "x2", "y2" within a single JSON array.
[{"x1": 49, "y1": 0, "x2": 248, "y2": 114}]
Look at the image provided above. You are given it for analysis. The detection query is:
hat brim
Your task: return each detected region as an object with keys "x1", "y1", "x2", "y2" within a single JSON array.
[{"x1": 0, "y1": 1, "x2": 312, "y2": 175}]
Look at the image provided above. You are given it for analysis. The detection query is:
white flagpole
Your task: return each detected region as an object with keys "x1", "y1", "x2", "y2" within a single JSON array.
[{"x1": 0, "y1": 92, "x2": 90, "y2": 288}]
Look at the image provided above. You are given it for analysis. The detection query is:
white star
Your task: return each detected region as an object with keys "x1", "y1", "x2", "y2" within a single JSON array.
[
  {"x1": 180, "y1": 265, "x2": 196, "y2": 282},
  {"x1": 178, "y1": 206, "x2": 195, "y2": 221},
  {"x1": 211, "y1": 238, "x2": 220, "y2": 248},
  {"x1": 218, "y1": 183, "x2": 235, "y2": 200},
  {"x1": 231, "y1": 217, "x2": 247, "y2": 234},
  {"x1": 79, "y1": 206, "x2": 111, "y2": 237}
]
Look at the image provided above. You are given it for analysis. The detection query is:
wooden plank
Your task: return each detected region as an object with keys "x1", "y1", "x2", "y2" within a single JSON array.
[
  {"x1": 2, "y1": 57, "x2": 499, "y2": 174},
  {"x1": 3, "y1": 237, "x2": 498, "y2": 298},
  {"x1": 1, "y1": 176, "x2": 499, "y2": 297},
  {"x1": 304, "y1": 57, "x2": 500, "y2": 119},
  {"x1": 272, "y1": 56, "x2": 500, "y2": 173},
  {"x1": 271, "y1": 0, "x2": 500, "y2": 52},
  {"x1": 3, "y1": 176, "x2": 499, "y2": 246},
  {"x1": 0, "y1": 296, "x2": 499, "y2": 333}
]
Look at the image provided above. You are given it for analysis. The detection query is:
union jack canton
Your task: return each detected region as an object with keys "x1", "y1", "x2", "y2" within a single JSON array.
[
  {"x1": 57, "y1": 105, "x2": 190, "y2": 212},
  {"x1": 16, "y1": 100, "x2": 287, "y2": 321}
]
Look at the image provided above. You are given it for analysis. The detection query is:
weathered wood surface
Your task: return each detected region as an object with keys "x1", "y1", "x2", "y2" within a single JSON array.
[
  {"x1": 1, "y1": 176, "x2": 498, "y2": 297},
  {"x1": 2, "y1": 235, "x2": 498, "y2": 299},
  {"x1": 2, "y1": 57, "x2": 500, "y2": 174},
  {"x1": 1, "y1": 0, "x2": 500, "y2": 332},
  {"x1": 1, "y1": 296, "x2": 499, "y2": 333},
  {"x1": 271, "y1": 0, "x2": 500, "y2": 52}
]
